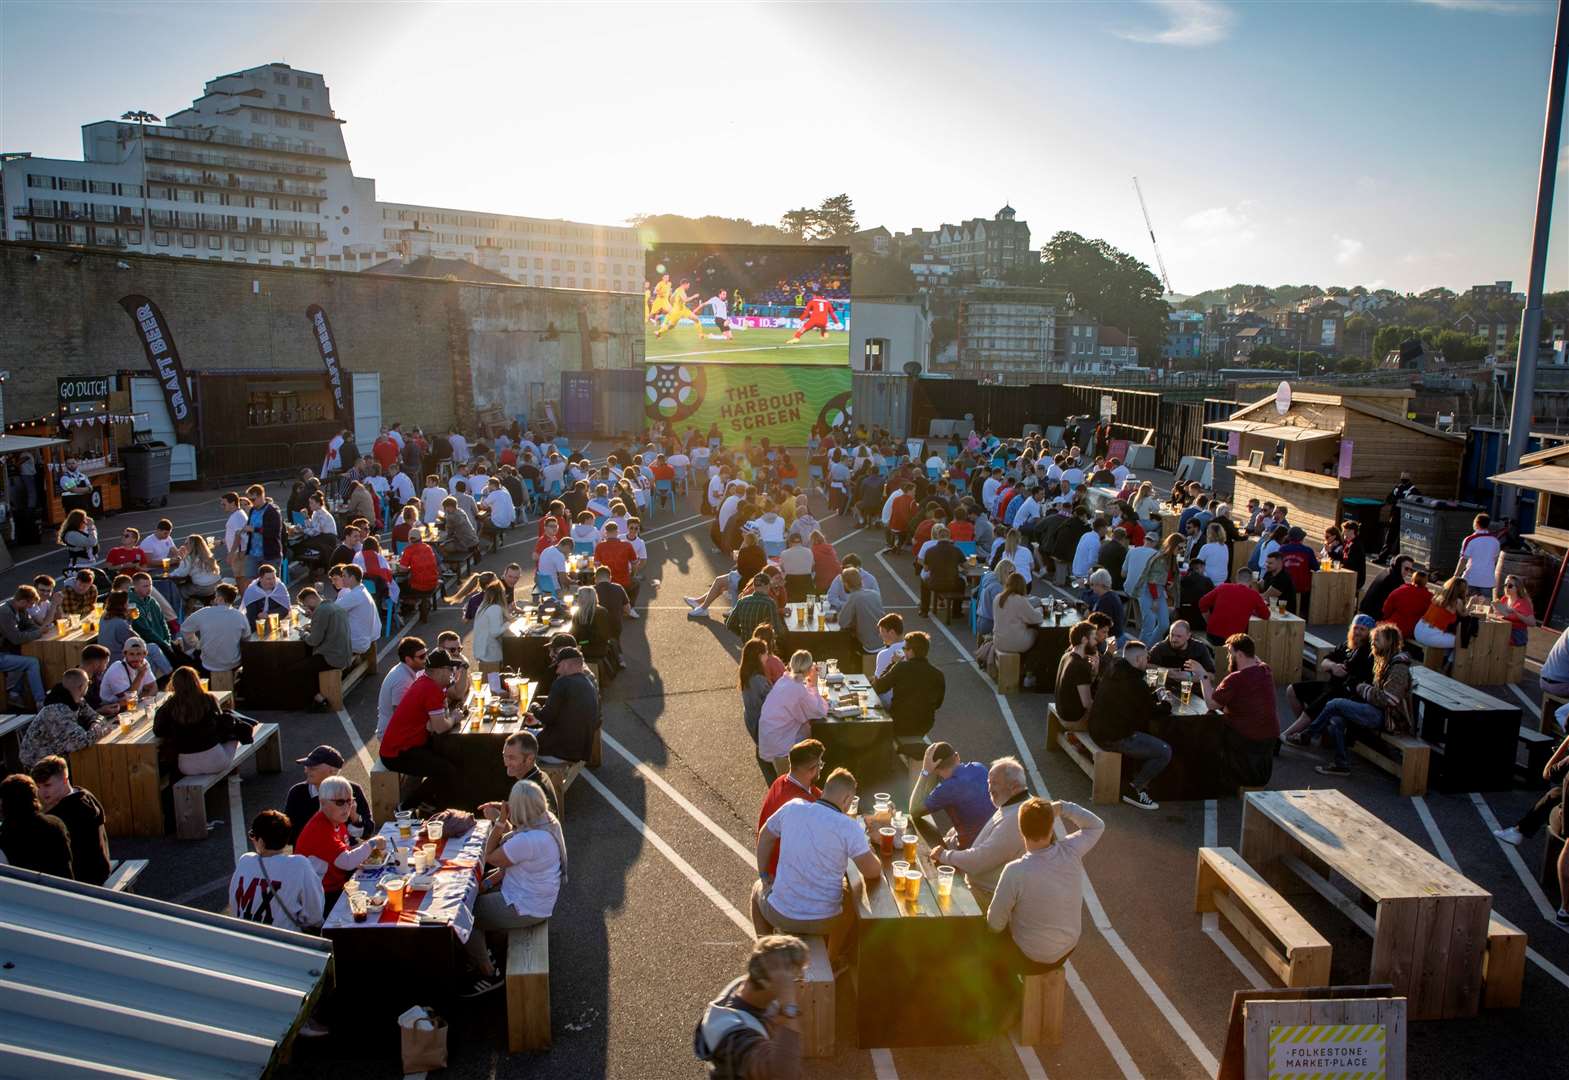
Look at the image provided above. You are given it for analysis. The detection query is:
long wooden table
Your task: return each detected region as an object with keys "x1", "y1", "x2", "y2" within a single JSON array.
[
  {"x1": 67, "y1": 688, "x2": 236, "y2": 838},
  {"x1": 1240, "y1": 789, "x2": 1491, "y2": 1020},
  {"x1": 21, "y1": 620, "x2": 97, "y2": 688},
  {"x1": 846, "y1": 826, "x2": 1006, "y2": 1047},
  {"x1": 809, "y1": 674, "x2": 893, "y2": 774},
  {"x1": 780, "y1": 603, "x2": 862, "y2": 670},
  {"x1": 1409, "y1": 666, "x2": 1520, "y2": 792}
]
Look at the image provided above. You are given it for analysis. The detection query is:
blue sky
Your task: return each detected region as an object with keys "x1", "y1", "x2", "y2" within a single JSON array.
[{"x1": 1, "y1": 0, "x2": 1563, "y2": 294}]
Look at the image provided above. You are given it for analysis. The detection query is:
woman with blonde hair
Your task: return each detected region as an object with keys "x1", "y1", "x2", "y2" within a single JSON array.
[
  {"x1": 170, "y1": 533, "x2": 222, "y2": 606},
  {"x1": 472, "y1": 581, "x2": 509, "y2": 673},
  {"x1": 757, "y1": 650, "x2": 827, "y2": 778},
  {"x1": 1413, "y1": 575, "x2": 1469, "y2": 660},
  {"x1": 56, "y1": 507, "x2": 99, "y2": 567},
  {"x1": 461, "y1": 779, "x2": 567, "y2": 996}
]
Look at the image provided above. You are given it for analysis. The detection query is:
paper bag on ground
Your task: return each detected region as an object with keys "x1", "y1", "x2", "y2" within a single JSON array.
[{"x1": 398, "y1": 1005, "x2": 449, "y2": 1073}]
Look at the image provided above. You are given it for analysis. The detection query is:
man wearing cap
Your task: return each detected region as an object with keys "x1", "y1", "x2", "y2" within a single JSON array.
[
  {"x1": 1276, "y1": 527, "x2": 1317, "y2": 617},
  {"x1": 380, "y1": 649, "x2": 464, "y2": 810},
  {"x1": 530, "y1": 646, "x2": 600, "y2": 764},
  {"x1": 284, "y1": 745, "x2": 374, "y2": 847}
]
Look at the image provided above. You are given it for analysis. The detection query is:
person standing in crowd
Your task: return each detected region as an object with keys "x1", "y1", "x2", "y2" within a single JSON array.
[
  {"x1": 29, "y1": 755, "x2": 110, "y2": 886},
  {"x1": 987, "y1": 797, "x2": 1104, "y2": 976},
  {"x1": 1198, "y1": 567, "x2": 1270, "y2": 647},
  {"x1": 1377, "y1": 472, "x2": 1419, "y2": 560},
  {"x1": 932, "y1": 757, "x2": 1031, "y2": 907},
  {"x1": 693, "y1": 936, "x2": 809, "y2": 1078},
  {"x1": 1456, "y1": 513, "x2": 1501, "y2": 599},
  {"x1": 229, "y1": 809, "x2": 326, "y2": 933},
  {"x1": 910, "y1": 741, "x2": 995, "y2": 850}
]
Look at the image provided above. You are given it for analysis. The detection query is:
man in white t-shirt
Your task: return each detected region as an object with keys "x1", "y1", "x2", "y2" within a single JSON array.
[
  {"x1": 718, "y1": 487, "x2": 745, "y2": 533},
  {"x1": 1110, "y1": 459, "x2": 1130, "y2": 489},
  {"x1": 229, "y1": 808, "x2": 325, "y2": 933},
  {"x1": 100, "y1": 639, "x2": 158, "y2": 702},
  {"x1": 377, "y1": 636, "x2": 427, "y2": 739},
  {"x1": 1062, "y1": 462, "x2": 1086, "y2": 489},
  {"x1": 542, "y1": 454, "x2": 567, "y2": 492},
  {"x1": 537, "y1": 537, "x2": 571, "y2": 593},
  {"x1": 1072, "y1": 518, "x2": 1106, "y2": 580},
  {"x1": 139, "y1": 520, "x2": 178, "y2": 562},
  {"x1": 448, "y1": 431, "x2": 470, "y2": 465},
  {"x1": 1456, "y1": 512, "x2": 1501, "y2": 596},
  {"x1": 421, "y1": 479, "x2": 447, "y2": 523},
  {"x1": 482, "y1": 479, "x2": 517, "y2": 530},
  {"x1": 873, "y1": 612, "x2": 906, "y2": 707},
  {"x1": 388, "y1": 465, "x2": 416, "y2": 506},
  {"x1": 330, "y1": 566, "x2": 379, "y2": 655},
  {"x1": 708, "y1": 471, "x2": 728, "y2": 512},
  {"x1": 752, "y1": 768, "x2": 881, "y2": 965}
]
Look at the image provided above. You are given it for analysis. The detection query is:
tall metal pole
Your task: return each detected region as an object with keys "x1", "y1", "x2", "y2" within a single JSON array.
[{"x1": 1500, "y1": 0, "x2": 1568, "y2": 521}]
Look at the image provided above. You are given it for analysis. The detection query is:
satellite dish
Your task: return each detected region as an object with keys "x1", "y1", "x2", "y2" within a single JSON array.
[
  {"x1": 903, "y1": 361, "x2": 923, "y2": 377},
  {"x1": 1275, "y1": 381, "x2": 1292, "y2": 416}
]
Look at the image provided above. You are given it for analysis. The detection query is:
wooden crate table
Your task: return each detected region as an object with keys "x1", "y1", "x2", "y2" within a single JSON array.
[
  {"x1": 808, "y1": 674, "x2": 893, "y2": 775},
  {"x1": 1444, "y1": 615, "x2": 1513, "y2": 687},
  {"x1": 1307, "y1": 567, "x2": 1357, "y2": 626},
  {"x1": 21, "y1": 619, "x2": 96, "y2": 689},
  {"x1": 433, "y1": 679, "x2": 538, "y2": 805},
  {"x1": 237, "y1": 620, "x2": 316, "y2": 710},
  {"x1": 1240, "y1": 789, "x2": 1492, "y2": 1020},
  {"x1": 67, "y1": 688, "x2": 236, "y2": 838},
  {"x1": 846, "y1": 836, "x2": 1006, "y2": 1047},
  {"x1": 1249, "y1": 610, "x2": 1305, "y2": 687},
  {"x1": 1409, "y1": 667, "x2": 1521, "y2": 792},
  {"x1": 779, "y1": 603, "x2": 862, "y2": 671}
]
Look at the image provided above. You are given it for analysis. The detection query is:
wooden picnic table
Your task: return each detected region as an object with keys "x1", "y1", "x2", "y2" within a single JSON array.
[
  {"x1": 1307, "y1": 566, "x2": 1357, "y2": 625},
  {"x1": 22, "y1": 618, "x2": 97, "y2": 688},
  {"x1": 434, "y1": 679, "x2": 538, "y2": 804},
  {"x1": 502, "y1": 609, "x2": 577, "y2": 678},
  {"x1": 809, "y1": 674, "x2": 894, "y2": 774},
  {"x1": 846, "y1": 826, "x2": 1007, "y2": 1047},
  {"x1": 1140, "y1": 670, "x2": 1233, "y2": 802},
  {"x1": 1241, "y1": 789, "x2": 1491, "y2": 1020},
  {"x1": 780, "y1": 603, "x2": 862, "y2": 670},
  {"x1": 67, "y1": 688, "x2": 236, "y2": 838},
  {"x1": 1441, "y1": 613, "x2": 1513, "y2": 687},
  {"x1": 237, "y1": 618, "x2": 316, "y2": 710},
  {"x1": 1409, "y1": 666, "x2": 1520, "y2": 792}
]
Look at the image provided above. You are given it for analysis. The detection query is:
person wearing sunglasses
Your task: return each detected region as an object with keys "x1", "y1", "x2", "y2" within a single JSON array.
[
  {"x1": 376, "y1": 637, "x2": 429, "y2": 740},
  {"x1": 284, "y1": 744, "x2": 374, "y2": 848},
  {"x1": 294, "y1": 774, "x2": 385, "y2": 910}
]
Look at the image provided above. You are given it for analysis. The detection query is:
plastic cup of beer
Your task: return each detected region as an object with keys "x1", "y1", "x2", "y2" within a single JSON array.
[
  {"x1": 902, "y1": 834, "x2": 918, "y2": 862},
  {"x1": 872, "y1": 799, "x2": 891, "y2": 824},
  {"x1": 902, "y1": 868, "x2": 923, "y2": 899},
  {"x1": 427, "y1": 819, "x2": 444, "y2": 843},
  {"x1": 421, "y1": 842, "x2": 438, "y2": 865},
  {"x1": 384, "y1": 878, "x2": 406, "y2": 914},
  {"x1": 1180, "y1": 679, "x2": 1193, "y2": 707},
  {"x1": 268, "y1": 612, "x2": 280, "y2": 635},
  {"x1": 55, "y1": 618, "x2": 67, "y2": 636},
  {"x1": 878, "y1": 826, "x2": 896, "y2": 856},
  {"x1": 937, "y1": 866, "x2": 955, "y2": 899},
  {"x1": 199, "y1": 677, "x2": 210, "y2": 693},
  {"x1": 891, "y1": 859, "x2": 909, "y2": 889},
  {"x1": 397, "y1": 817, "x2": 414, "y2": 841},
  {"x1": 118, "y1": 711, "x2": 135, "y2": 732},
  {"x1": 349, "y1": 891, "x2": 370, "y2": 923}
]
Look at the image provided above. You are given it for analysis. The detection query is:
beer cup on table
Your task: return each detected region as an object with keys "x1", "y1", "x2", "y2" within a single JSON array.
[
  {"x1": 1180, "y1": 679, "x2": 1193, "y2": 707},
  {"x1": 384, "y1": 878, "x2": 406, "y2": 914},
  {"x1": 902, "y1": 834, "x2": 918, "y2": 863},
  {"x1": 427, "y1": 819, "x2": 444, "y2": 844},
  {"x1": 891, "y1": 859, "x2": 909, "y2": 892},
  {"x1": 878, "y1": 826, "x2": 896, "y2": 856},
  {"x1": 903, "y1": 867, "x2": 923, "y2": 899},
  {"x1": 55, "y1": 618, "x2": 67, "y2": 636},
  {"x1": 396, "y1": 813, "x2": 414, "y2": 841},
  {"x1": 872, "y1": 798, "x2": 891, "y2": 825},
  {"x1": 937, "y1": 866, "x2": 955, "y2": 899}
]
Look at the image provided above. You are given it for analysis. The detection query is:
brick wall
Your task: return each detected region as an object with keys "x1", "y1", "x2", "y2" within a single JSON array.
[{"x1": 0, "y1": 240, "x2": 642, "y2": 432}]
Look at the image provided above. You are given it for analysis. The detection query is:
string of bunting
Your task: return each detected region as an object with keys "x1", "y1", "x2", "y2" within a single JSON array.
[{"x1": 58, "y1": 413, "x2": 148, "y2": 428}]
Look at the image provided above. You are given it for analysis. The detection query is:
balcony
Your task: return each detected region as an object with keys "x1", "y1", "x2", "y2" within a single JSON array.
[
  {"x1": 144, "y1": 167, "x2": 326, "y2": 199},
  {"x1": 141, "y1": 124, "x2": 336, "y2": 159},
  {"x1": 143, "y1": 143, "x2": 327, "y2": 179},
  {"x1": 19, "y1": 202, "x2": 142, "y2": 226}
]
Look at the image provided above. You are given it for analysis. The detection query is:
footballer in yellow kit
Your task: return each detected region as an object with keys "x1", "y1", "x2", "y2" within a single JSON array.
[
  {"x1": 655, "y1": 279, "x2": 704, "y2": 338},
  {"x1": 647, "y1": 274, "x2": 673, "y2": 322}
]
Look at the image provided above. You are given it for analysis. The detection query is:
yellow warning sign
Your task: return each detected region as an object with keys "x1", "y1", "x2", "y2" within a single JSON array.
[{"x1": 1269, "y1": 1023, "x2": 1386, "y2": 1078}]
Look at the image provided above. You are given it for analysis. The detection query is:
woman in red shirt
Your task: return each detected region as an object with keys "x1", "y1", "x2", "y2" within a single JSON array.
[
  {"x1": 810, "y1": 531, "x2": 842, "y2": 593},
  {"x1": 1381, "y1": 568, "x2": 1434, "y2": 641},
  {"x1": 1493, "y1": 574, "x2": 1537, "y2": 647}
]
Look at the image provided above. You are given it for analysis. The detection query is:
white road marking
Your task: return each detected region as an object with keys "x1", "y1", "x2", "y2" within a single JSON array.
[
  {"x1": 1468, "y1": 792, "x2": 1558, "y2": 922},
  {"x1": 1202, "y1": 799, "x2": 1268, "y2": 989},
  {"x1": 1508, "y1": 683, "x2": 1537, "y2": 713},
  {"x1": 580, "y1": 770, "x2": 752, "y2": 935},
  {"x1": 337, "y1": 708, "x2": 376, "y2": 779},
  {"x1": 171, "y1": 874, "x2": 235, "y2": 906},
  {"x1": 1011, "y1": 1034, "x2": 1051, "y2": 1079},
  {"x1": 1411, "y1": 796, "x2": 1458, "y2": 868},
  {"x1": 870, "y1": 1047, "x2": 899, "y2": 1079},
  {"x1": 875, "y1": 549, "x2": 1211, "y2": 1078},
  {"x1": 1063, "y1": 963, "x2": 1143, "y2": 1080},
  {"x1": 600, "y1": 729, "x2": 755, "y2": 863},
  {"x1": 227, "y1": 775, "x2": 247, "y2": 863}
]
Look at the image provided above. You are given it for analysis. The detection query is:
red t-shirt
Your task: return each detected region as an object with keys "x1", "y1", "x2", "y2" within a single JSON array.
[
  {"x1": 594, "y1": 538, "x2": 636, "y2": 589},
  {"x1": 107, "y1": 546, "x2": 148, "y2": 568},
  {"x1": 373, "y1": 437, "x2": 399, "y2": 470},
  {"x1": 381, "y1": 674, "x2": 446, "y2": 758},
  {"x1": 500, "y1": 448, "x2": 518, "y2": 467},
  {"x1": 1381, "y1": 584, "x2": 1432, "y2": 641},
  {"x1": 757, "y1": 775, "x2": 821, "y2": 875},
  {"x1": 889, "y1": 493, "x2": 916, "y2": 532},
  {"x1": 294, "y1": 810, "x2": 352, "y2": 893},
  {"x1": 1212, "y1": 662, "x2": 1279, "y2": 742},
  {"x1": 1198, "y1": 583, "x2": 1270, "y2": 640},
  {"x1": 651, "y1": 462, "x2": 676, "y2": 482},
  {"x1": 911, "y1": 519, "x2": 936, "y2": 551},
  {"x1": 399, "y1": 543, "x2": 439, "y2": 593},
  {"x1": 949, "y1": 521, "x2": 975, "y2": 542},
  {"x1": 1123, "y1": 520, "x2": 1145, "y2": 548}
]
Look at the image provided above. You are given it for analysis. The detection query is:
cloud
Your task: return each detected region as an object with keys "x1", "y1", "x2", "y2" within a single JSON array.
[
  {"x1": 1414, "y1": 0, "x2": 1544, "y2": 13},
  {"x1": 1179, "y1": 201, "x2": 1258, "y2": 254},
  {"x1": 1334, "y1": 235, "x2": 1364, "y2": 266},
  {"x1": 1113, "y1": 1, "x2": 1237, "y2": 46}
]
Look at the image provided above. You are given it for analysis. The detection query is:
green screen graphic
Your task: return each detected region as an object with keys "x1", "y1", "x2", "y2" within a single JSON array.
[{"x1": 645, "y1": 363, "x2": 852, "y2": 444}]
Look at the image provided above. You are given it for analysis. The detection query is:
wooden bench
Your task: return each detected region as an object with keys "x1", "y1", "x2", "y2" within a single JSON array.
[
  {"x1": 1350, "y1": 732, "x2": 1433, "y2": 796},
  {"x1": 103, "y1": 858, "x2": 149, "y2": 893},
  {"x1": 319, "y1": 647, "x2": 378, "y2": 711},
  {"x1": 993, "y1": 650, "x2": 1021, "y2": 693},
  {"x1": 540, "y1": 761, "x2": 585, "y2": 817},
  {"x1": 1194, "y1": 846, "x2": 1331, "y2": 988},
  {"x1": 506, "y1": 922, "x2": 550, "y2": 1051},
  {"x1": 1301, "y1": 632, "x2": 1334, "y2": 676},
  {"x1": 1483, "y1": 912, "x2": 1527, "y2": 1009},
  {"x1": 172, "y1": 721, "x2": 283, "y2": 839},
  {"x1": 1019, "y1": 963, "x2": 1068, "y2": 1047},
  {"x1": 369, "y1": 758, "x2": 409, "y2": 824},
  {"x1": 895, "y1": 735, "x2": 931, "y2": 785},
  {"x1": 1044, "y1": 702, "x2": 1086, "y2": 751},
  {"x1": 207, "y1": 667, "x2": 239, "y2": 693},
  {"x1": 799, "y1": 934, "x2": 836, "y2": 1058},
  {"x1": 1048, "y1": 717, "x2": 1120, "y2": 805},
  {"x1": 1519, "y1": 725, "x2": 1556, "y2": 780}
]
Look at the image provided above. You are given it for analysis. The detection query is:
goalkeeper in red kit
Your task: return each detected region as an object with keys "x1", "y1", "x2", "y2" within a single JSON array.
[{"x1": 785, "y1": 294, "x2": 841, "y2": 343}]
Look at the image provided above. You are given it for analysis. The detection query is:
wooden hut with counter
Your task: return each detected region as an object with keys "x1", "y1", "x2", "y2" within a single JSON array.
[{"x1": 1206, "y1": 387, "x2": 1463, "y2": 541}]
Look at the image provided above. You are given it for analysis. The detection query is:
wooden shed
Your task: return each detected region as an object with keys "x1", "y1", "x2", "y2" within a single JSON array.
[{"x1": 1206, "y1": 387, "x2": 1463, "y2": 540}]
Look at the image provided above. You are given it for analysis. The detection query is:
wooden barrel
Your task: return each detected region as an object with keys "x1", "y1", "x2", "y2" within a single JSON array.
[{"x1": 1501, "y1": 549, "x2": 1550, "y2": 608}]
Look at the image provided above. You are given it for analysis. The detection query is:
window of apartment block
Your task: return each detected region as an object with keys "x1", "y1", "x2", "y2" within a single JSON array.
[
  {"x1": 304, "y1": 242, "x2": 315, "y2": 254},
  {"x1": 299, "y1": 118, "x2": 314, "y2": 131},
  {"x1": 128, "y1": 230, "x2": 142, "y2": 245},
  {"x1": 551, "y1": 276, "x2": 560, "y2": 287},
  {"x1": 277, "y1": 93, "x2": 287, "y2": 106},
  {"x1": 154, "y1": 231, "x2": 170, "y2": 247},
  {"x1": 275, "y1": 115, "x2": 292, "y2": 128},
  {"x1": 301, "y1": 97, "x2": 312, "y2": 110},
  {"x1": 566, "y1": 277, "x2": 576, "y2": 288},
  {"x1": 207, "y1": 235, "x2": 221, "y2": 250},
  {"x1": 256, "y1": 238, "x2": 270, "y2": 252},
  {"x1": 59, "y1": 177, "x2": 85, "y2": 192},
  {"x1": 274, "y1": 71, "x2": 289, "y2": 85},
  {"x1": 252, "y1": 110, "x2": 268, "y2": 124},
  {"x1": 551, "y1": 259, "x2": 560, "y2": 270},
  {"x1": 282, "y1": 240, "x2": 295, "y2": 254},
  {"x1": 180, "y1": 233, "x2": 196, "y2": 248}
]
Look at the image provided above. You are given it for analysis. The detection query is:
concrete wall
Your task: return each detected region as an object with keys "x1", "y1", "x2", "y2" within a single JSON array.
[
  {"x1": 850, "y1": 298, "x2": 931, "y2": 374},
  {"x1": 0, "y1": 240, "x2": 641, "y2": 431}
]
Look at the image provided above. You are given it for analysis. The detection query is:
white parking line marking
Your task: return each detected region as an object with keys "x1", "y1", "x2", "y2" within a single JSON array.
[
  {"x1": 228, "y1": 775, "x2": 247, "y2": 863},
  {"x1": 870, "y1": 1047, "x2": 900, "y2": 1079},
  {"x1": 600, "y1": 729, "x2": 755, "y2": 863},
  {"x1": 1508, "y1": 683, "x2": 1537, "y2": 714},
  {"x1": 1469, "y1": 792, "x2": 1558, "y2": 922},
  {"x1": 1011, "y1": 1033, "x2": 1051, "y2": 1079},
  {"x1": 1202, "y1": 799, "x2": 1268, "y2": 989},
  {"x1": 875, "y1": 550, "x2": 1207, "y2": 1078},
  {"x1": 1411, "y1": 796, "x2": 1458, "y2": 868}
]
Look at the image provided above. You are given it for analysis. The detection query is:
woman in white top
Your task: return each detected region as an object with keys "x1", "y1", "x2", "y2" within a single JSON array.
[
  {"x1": 1132, "y1": 481, "x2": 1162, "y2": 529},
  {"x1": 228, "y1": 809, "x2": 325, "y2": 932},
  {"x1": 471, "y1": 581, "x2": 508, "y2": 672},
  {"x1": 170, "y1": 533, "x2": 223, "y2": 603},
  {"x1": 1196, "y1": 522, "x2": 1230, "y2": 587},
  {"x1": 462, "y1": 779, "x2": 567, "y2": 994},
  {"x1": 994, "y1": 529, "x2": 1035, "y2": 585}
]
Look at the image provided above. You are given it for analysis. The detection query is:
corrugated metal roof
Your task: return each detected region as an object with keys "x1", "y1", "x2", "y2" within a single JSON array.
[{"x1": 0, "y1": 865, "x2": 332, "y2": 1079}]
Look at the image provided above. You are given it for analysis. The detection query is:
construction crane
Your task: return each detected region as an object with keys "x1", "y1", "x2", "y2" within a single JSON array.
[{"x1": 1132, "y1": 176, "x2": 1173, "y2": 296}]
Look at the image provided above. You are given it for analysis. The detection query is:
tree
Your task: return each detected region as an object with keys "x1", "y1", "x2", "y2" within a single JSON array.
[
  {"x1": 779, "y1": 207, "x2": 816, "y2": 241},
  {"x1": 815, "y1": 194, "x2": 857, "y2": 239},
  {"x1": 1033, "y1": 231, "x2": 1170, "y2": 365},
  {"x1": 930, "y1": 315, "x2": 958, "y2": 357},
  {"x1": 1433, "y1": 330, "x2": 1487, "y2": 366},
  {"x1": 1372, "y1": 324, "x2": 1415, "y2": 361}
]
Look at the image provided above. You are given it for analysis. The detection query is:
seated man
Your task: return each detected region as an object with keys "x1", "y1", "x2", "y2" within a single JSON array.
[
  {"x1": 910, "y1": 741, "x2": 994, "y2": 850},
  {"x1": 29, "y1": 754, "x2": 112, "y2": 886},
  {"x1": 479, "y1": 729, "x2": 559, "y2": 818},
  {"x1": 756, "y1": 739, "x2": 825, "y2": 876},
  {"x1": 987, "y1": 797, "x2": 1105, "y2": 976},
  {"x1": 870, "y1": 630, "x2": 945, "y2": 751},
  {"x1": 329, "y1": 564, "x2": 379, "y2": 657},
  {"x1": 241, "y1": 564, "x2": 292, "y2": 629},
  {"x1": 1057, "y1": 623, "x2": 1100, "y2": 733},
  {"x1": 723, "y1": 573, "x2": 785, "y2": 639},
  {"x1": 531, "y1": 646, "x2": 600, "y2": 763},
  {"x1": 106, "y1": 527, "x2": 150, "y2": 569},
  {"x1": 294, "y1": 774, "x2": 384, "y2": 909},
  {"x1": 297, "y1": 587, "x2": 353, "y2": 710},
  {"x1": 20, "y1": 669, "x2": 114, "y2": 769},
  {"x1": 58, "y1": 569, "x2": 99, "y2": 618},
  {"x1": 1258, "y1": 551, "x2": 1297, "y2": 615},
  {"x1": 1085, "y1": 640, "x2": 1173, "y2": 812},
  {"x1": 0, "y1": 585, "x2": 47, "y2": 709},
  {"x1": 99, "y1": 637, "x2": 158, "y2": 703},
  {"x1": 932, "y1": 757, "x2": 1031, "y2": 909},
  {"x1": 753, "y1": 766, "x2": 880, "y2": 965},
  {"x1": 178, "y1": 583, "x2": 251, "y2": 677},
  {"x1": 1147, "y1": 619, "x2": 1215, "y2": 675},
  {"x1": 379, "y1": 650, "x2": 465, "y2": 809},
  {"x1": 481, "y1": 477, "x2": 518, "y2": 537},
  {"x1": 693, "y1": 936, "x2": 809, "y2": 1079},
  {"x1": 284, "y1": 744, "x2": 374, "y2": 847},
  {"x1": 1195, "y1": 633, "x2": 1278, "y2": 788},
  {"x1": 438, "y1": 495, "x2": 482, "y2": 567}
]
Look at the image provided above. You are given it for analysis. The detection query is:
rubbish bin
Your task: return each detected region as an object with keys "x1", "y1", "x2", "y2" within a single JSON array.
[{"x1": 121, "y1": 442, "x2": 172, "y2": 508}]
